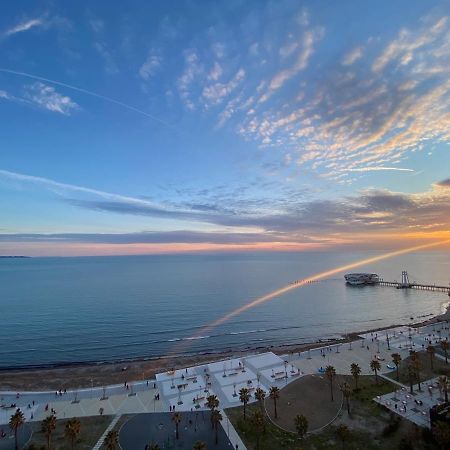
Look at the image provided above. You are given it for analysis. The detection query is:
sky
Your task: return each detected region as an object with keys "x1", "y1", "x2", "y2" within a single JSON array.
[{"x1": 0, "y1": 0, "x2": 449, "y2": 256}]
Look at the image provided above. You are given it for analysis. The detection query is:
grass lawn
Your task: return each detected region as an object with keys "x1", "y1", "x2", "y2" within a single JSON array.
[
  {"x1": 226, "y1": 375, "x2": 445, "y2": 449},
  {"x1": 26, "y1": 415, "x2": 111, "y2": 449}
]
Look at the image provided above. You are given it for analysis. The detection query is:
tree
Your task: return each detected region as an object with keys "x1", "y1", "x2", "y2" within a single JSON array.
[
  {"x1": 104, "y1": 430, "x2": 119, "y2": 450},
  {"x1": 340, "y1": 382, "x2": 352, "y2": 415},
  {"x1": 427, "y1": 345, "x2": 436, "y2": 370},
  {"x1": 193, "y1": 442, "x2": 207, "y2": 450},
  {"x1": 410, "y1": 351, "x2": 422, "y2": 391},
  {"x1": 239, "y1": 387, "x2": 251, "y2": 420},
  {"x1": 441, "y1": 340, "x2": 450, "y2": 364},
  {"x1": 41, "y1": 414, "x2": 57, "y2": 450},
  {"x1": 147, "y1": 444, "x2": 161, "y2": 450},
  {"x1": 172, "y1": 412, "x2": 182, "y2": 440},
  {"x1": 269, "y1": 386, "x2": 280, "y2": 419},
  {"x1": 325, "y1": 365, "x2": 336, "y2": 401},
  {"x1": 294, "y1": 414, "x2": 308, "y2": 439},
  {"x1": 370, "y1": 359, "x2": 381, "y2": 384},
  {"x1": 254, "y1": 387, "x2": 266, "y2": 414},
  {"x1": 335, "y1": 424, "x2": 351, "y2": 450},
  {"x1": 206, "y1": 394, "x2": 219, "y2": 429},
  {"x1": 206, "y1": 394, "x2": 219, "y2": 411},
  {"x1": 211, "y1": 409, "x2": 223, "y2": 445},
  {"x1": 65, "y1": 418, "x2": 81, "y2": 450},
  {"x1": 438, "y1": 375, "x2": 449, "y2": 402},
  {"x1": 391, "y1": 353, "x2": 402, "y2": 381},
  {"x1": 407, "y1": 364, "x2": 415, "y2": 394},
  {"x1": 251, "y1": 410, "x2": 265, "y2": 450},
  {"x1": 350, "y1": 363, "x2": 361, "y2": 390},
  {"x1": 9, "y1": 409, "x2": 25, "y2": 450}
]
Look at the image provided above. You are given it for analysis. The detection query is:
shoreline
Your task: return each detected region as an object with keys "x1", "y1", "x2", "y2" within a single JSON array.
[{"x1": 1, "y1": 306, "x2": 449, "y2": 391}]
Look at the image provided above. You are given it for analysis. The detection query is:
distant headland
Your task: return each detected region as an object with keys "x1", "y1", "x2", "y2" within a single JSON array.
[{"x1": 0, "y1": 255, "x2": 31, "y2": 258}]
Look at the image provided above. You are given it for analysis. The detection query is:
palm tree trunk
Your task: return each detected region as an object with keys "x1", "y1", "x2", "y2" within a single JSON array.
[
  {"x1": 274, "y1": 399, "x2": 278, "y2": 419},
  {"x1": 243, "y1": 403, "x2": 246, "y2": 420},
  {"x1": 14, "y1": 429, "x2": 18, "y2": 450},
  {"x1": 72, "y1": 436, "x2": 74, "y2": 450},
  {"x1": 347, "y1": 398, "x2": 350, "y2": 415},
  {"x1": 47, "y1": 434, "x2": 50, "y2": 450},
  {"x1": 176, "y1": 424, "x2": 179, "y2": 440},
  {"x1": 445, "y1": 389, "x2": 448, "y2": 403},
  {"x1": 445, "y1": 350, "x2": 448, "y2": 364},
  {"x1": 375, "y1": 370, "x2": 378, "y2": 384},
  {"x1": 396, "y1": 365, "x2": 399, "y2": 381},
  {"x1": 430, "y1": 354, "x2": 433, "y2": 370},
  {"x1": 215, "y1": 423, "x2": 218, "y2": 444},
  {"x1": 330, "y1": 380, "x2": 334, "y2": 401}
]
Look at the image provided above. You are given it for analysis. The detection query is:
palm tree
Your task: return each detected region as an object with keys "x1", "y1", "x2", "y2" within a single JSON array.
[
  {"x1": 407, "y1": 364, "x2": 415, "y2": 394},
  {"x1": 340, "y1": 382, "x2": 351, "y2": 415},
  {"x1": 427, "y1": 345, "x2": 436, "y2": 370},
  {"x1": 294, "y1": 414, "x2": 308, "y2": 439},
  {"x1": 239, "y1": 387, "x2": 251, "y2": 420},
  {"x1": 193, "y1": 442, "x2": 207, "y2": 450},
  {"x1": 251, "y1": 410, "x2": 265, "y2": 450},
  {"x1": 325, "y1": 365, "x2": 336, "y2": 401},
  {"x1": 147, "y1": 444, "x2": 161, "y2": 450},
  {"x1": 438, "y1": 375, "x2": 449, "y2": 402},
  {"x1": 441, "y1": 340, "x2": 450, "y2": 364},
  {"x1": 350, "y1": 363, "x2": 361, "y2": 390},
  {"x1": 335, "y1": 424, "x2": 351, "y2": 450},
  {"x1": 370, "y1": 359, "x2": 381, "y2": 384},
  {"x1": 9, "y1": 409, "x2": 25, "y2": 450},
  {"x1": 104, "y1": 430, "x2": 119, "y2": 450},
  {"x1": 211, "y1": 409, "x2": 222, "y2": 445},
  {"x1": 269, "y1": 386, "x2": 280, "y2": 419},
  {"x1": 172, "y1": 412, "x2": 182, "y2": 440},
  {"x1": 206, "y1": 394, "x2": 219, "y2": 429},
  {"x1": 391, "y1": 353, "x2": 402, "y2": 381},
  {"x1": 41, "y1": 414, "x2": 57, "y2": 450},
  {"x1": 206, "y1": 394, "x2": 219, "y2": 411},
  {"x1": 254, "y1": 387, "x2": 266, "y2": 414},
  {"x1": 410, "y1": 351, "x2": 422, "y2": 391},
  {"x1": 65, "y1": 418, "x2": 81, "y2": 450}
]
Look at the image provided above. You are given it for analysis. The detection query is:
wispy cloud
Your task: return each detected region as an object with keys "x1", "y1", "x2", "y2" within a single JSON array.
[
  {"x1": 23, "y1": 82, "x2": 79, "y2": 115},
  {"x1": 348, "y1": 167, "x2": 414, "y2": 172},
  {"x1": 3, "y1": 18, "x2": 44, "y2": 37},
  {"x1": 341, "y1": 46, "x2": 364, "y2": 65},
  {"x1": 260, "y1": 28, "x2": 324, "y2": 103},
  {"x1": 139, "y1": 49, "x2": 162, "y2": 80}
]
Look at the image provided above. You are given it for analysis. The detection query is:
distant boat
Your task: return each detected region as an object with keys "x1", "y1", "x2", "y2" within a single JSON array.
[{"x1": 344, "y1": 273, "x2": 379, "y2": 286}]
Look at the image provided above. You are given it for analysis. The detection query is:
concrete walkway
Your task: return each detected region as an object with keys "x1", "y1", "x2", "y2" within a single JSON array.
[
  {"x1": 221, "y1": 409, "x2": 247, "y2": 450},
  {"x1": 92, "y1": 414, "x2": 122, "y2": 450}
]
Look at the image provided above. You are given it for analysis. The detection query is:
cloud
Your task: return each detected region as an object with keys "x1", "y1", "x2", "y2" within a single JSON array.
[
  {"x1": 139, "y1": 50, "x2": 162, "y2": 80},
  {"x1": 260, "y1": 28, "x2": 324, "y2": 102},
  {"x1": 177, "y1": 49, "x2": 203, "y2": 110},
  {"x1": 341, "y1": 46, "x2": 364, "y2": 65},
  {"x1": 236, "y1": 13, "x2": 450, "y2": 179},
  {"x1": 94, "y1": 42, "x2": 118, "y2": 74},
  {"x1": 3, "y1": 18, "x2": 44, "y2": 37},
  {"x1": 202, "y1": 68, "x2": 245, "y2": 106},
  {"x1": 23, "y1": 82, "x2": 79, "y2": 115},
  {"x1": 372, "y1": 16, "x2": 448, "y2": 73},
  {"x1": 0, "y1": 230, "x2": 286, "y2": 245},
  {"x1": 347, "y1": 167, "x2": 414, "y2": 173},
  {"x1": 1, "y1": 169, "x2": 450, "y2": 247},
  {"x1": 436, "y1": 178, "x2": 450, "y2": 188}
]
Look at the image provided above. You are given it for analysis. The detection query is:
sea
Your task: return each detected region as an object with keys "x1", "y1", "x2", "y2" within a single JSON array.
[{"x1": 0, "y1": 251, "x2": 449, "y2": 369}]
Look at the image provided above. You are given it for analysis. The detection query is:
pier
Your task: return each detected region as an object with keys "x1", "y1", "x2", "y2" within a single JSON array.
[{"x1": 378, "y1": 271, "x2": 450, "y2": 294}]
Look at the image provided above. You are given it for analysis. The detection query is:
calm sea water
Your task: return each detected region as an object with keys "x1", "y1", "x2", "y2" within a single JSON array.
[{"x1": 0, "y1": 251, "x2": 449, "y2": 369}]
